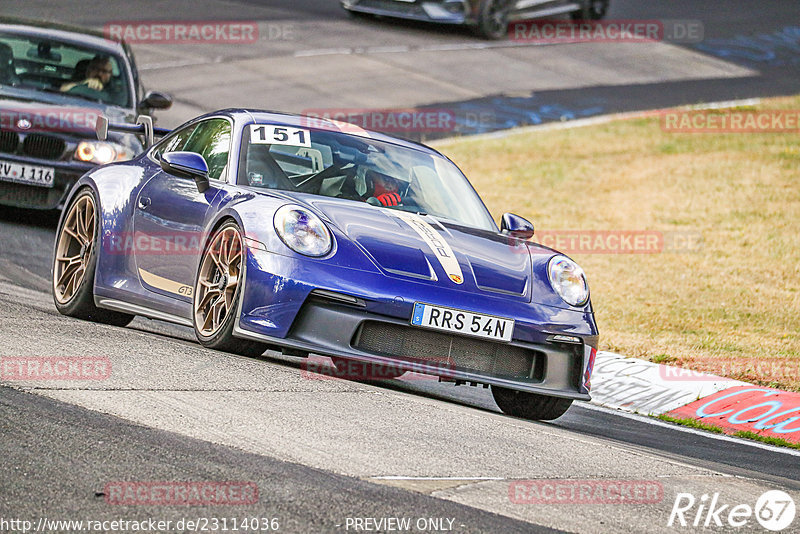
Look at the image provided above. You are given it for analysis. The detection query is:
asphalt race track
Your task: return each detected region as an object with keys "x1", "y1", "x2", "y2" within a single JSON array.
[
  {"x1": 7, "y1": 0, "x2": 800, "y2": 136},
  {"x1": 2, "y1": 1, "x2": 800, "y2": 533}
]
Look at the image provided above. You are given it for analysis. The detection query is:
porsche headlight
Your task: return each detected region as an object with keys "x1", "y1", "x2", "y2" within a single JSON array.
[
  {"x1": 74, "y1": 141, "x2": 134, "y2": 165},
  {"x1": 548, "y1": 255, "x2": 589, "y2": 307},
  {"x1": 274, "y1": 205, "x2": 332, "y2": 257}
]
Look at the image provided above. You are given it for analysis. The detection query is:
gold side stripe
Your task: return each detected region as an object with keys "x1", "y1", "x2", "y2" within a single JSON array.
[{"x1": 138, "y1": 268, "x2": 194, "y2": 297}]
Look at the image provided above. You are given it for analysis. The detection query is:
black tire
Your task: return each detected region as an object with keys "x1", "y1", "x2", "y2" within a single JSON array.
[
  {"x1": 193, "y1": 221, "x2": 268, "y2": 358},
  {"x1": 52, "y1": 188, "x2": 135, "y2": 327},
  {"x1": 492, "y1": 386, "x2": 573, "y2": 420},
  {"x1": 331, "y1": 357, "x2": 406, "y2": 381},
  {"x1": 570, "y1": 0, "x2": 609, "y2": 21},
  {"x1": 475, "y1": 0, "x2": 512, "y2": 40}
]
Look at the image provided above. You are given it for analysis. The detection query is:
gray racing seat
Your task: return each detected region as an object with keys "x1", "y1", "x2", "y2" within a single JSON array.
[{"x1": 245, "y1": 145, "x2": 293, "y2": 190}]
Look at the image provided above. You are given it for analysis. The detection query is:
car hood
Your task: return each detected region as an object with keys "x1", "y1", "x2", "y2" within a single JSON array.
[
  {"x1": 0, "y1": 94, "x2": 132, "y2": 136},
  {"x1": 300, "y1": 196, "x2": 535, "y2": 301}
]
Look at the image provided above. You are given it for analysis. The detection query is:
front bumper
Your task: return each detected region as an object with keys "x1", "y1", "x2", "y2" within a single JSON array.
[
  {"x1": 233, "y1": 248, "x2": 597, "y2": 400},
  {"x1": 0, "y1": 154, "x2": 93, "y2": 210},
  {"x1": 342, "y1": 0, "x2": 472, "y2": 24}
]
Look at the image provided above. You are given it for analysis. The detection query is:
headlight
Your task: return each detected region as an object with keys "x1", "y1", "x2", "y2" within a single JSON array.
[
  {"x1": 548, "y1": 255, "x2": 589, "y2": 307},
  {"x1": 74, "y1": 141, "x2": 134, "y2": 165},
  {"x1": 274, "y1": 205, "x2": 332, "y2": 257}
]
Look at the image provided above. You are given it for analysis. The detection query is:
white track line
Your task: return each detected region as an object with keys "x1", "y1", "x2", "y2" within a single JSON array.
[
  {"x1": 578, "y1": 402, "x2": 800, "y2": 458},
  {"x1": 369, "y1": 475, "x2": 506, "y2": 481},
  {"x1": 432, "y1": 98, "x2": 763, "y2": 145},
  {"x1": 293, "y1": 39, "x2": 559, "y2": 57}
]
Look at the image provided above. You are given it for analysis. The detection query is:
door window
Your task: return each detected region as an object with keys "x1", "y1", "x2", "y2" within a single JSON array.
[
  {"x1": 183, "y1": 119, "x2": 232, "y2": 181},
  {"x1": 157, "y1": 123, "x2": 197, "y2": 155}
]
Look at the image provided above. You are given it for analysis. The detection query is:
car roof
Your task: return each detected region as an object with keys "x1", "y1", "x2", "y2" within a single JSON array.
[
  {"x1": 0, "y1": 19, "x2": 126, "y2": 56},
  {"x1": 196, "y1": 108, "x2": 446, "y2": 158}
]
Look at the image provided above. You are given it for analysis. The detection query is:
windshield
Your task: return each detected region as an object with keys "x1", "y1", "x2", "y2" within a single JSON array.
[
  {"x1": 0, "y1": 31, "x2": 131, "y2": 107},
  {"x1": 238, "y1": 123, "x2": 496, "y2": 231}
]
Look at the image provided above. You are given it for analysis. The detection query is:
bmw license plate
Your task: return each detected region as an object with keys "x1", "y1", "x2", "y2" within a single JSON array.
[
  {"x1": 410, "y1": 302, "x2": 514, "y2": 342},
  {"x1": 0, "y1": 160, "x2": 55, "y2": 188}
]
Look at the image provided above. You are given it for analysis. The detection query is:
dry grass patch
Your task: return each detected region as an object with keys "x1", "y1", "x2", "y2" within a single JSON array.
[{"x1": 434, "y1": 96, "x2": 800, "y2": 391}]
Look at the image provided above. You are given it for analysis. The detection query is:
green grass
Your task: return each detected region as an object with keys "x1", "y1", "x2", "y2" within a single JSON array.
[
  {"x1": 434, "y1": 94, "x2": 800, "y2": 391},
  {"x1": 733, "y1": 431, "x2": 800, "y2": 451},
  {"x1": 657, "y1": 415, "x2": 800, "y2": 451},
  {"x1": 657, "y1": 414, "x2": 725, "y2": 434},
  {"x1": 651, "y1": 354, "x2": 678, "y2": 365}
]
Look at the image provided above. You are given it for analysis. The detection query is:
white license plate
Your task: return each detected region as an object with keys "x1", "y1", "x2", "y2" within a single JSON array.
[
  {"x1": 0, "y1": 160, "x2": 55, "y2": 188},
  {"x1": 410, "y1": 302, "x2": 514, "y2": 342}
]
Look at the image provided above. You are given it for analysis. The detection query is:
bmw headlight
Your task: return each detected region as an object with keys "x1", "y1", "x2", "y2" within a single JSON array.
[
  {"x1": 548, "y1": 255, "x2": 589, "y2": 307},
  {"x1": 74, "y1": 141, "x2": 134, "y2": 165},
  {"x1": 274, "y1": 205, "x2": 332, "y2": 257}
]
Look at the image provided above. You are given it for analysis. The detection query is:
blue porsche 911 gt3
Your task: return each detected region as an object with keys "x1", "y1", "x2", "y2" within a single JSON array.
[{"x1": 51, "y1": 109, "x2": 598, "y2": 420}]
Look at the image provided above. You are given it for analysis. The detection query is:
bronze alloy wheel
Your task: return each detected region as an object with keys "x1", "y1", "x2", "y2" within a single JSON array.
[
  {"x1": 192, "y1": 221, "x2": 267, "y2": 357},
  {"x1": 54, "y1": 192, "x2": 96, "y2": 304},
  {"x1": 52, "y1": 189, "x2": 134, "y2": 327},
  {"x1": 194, "y1": 224, "x2": 243, "y2": 338}
]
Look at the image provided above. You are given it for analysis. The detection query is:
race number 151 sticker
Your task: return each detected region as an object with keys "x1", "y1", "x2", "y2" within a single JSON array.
[{"x1": 250, "y1": 124, "x2": 311, "y2": 147}]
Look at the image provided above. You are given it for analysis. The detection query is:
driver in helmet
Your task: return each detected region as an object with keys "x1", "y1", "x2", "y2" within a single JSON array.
[{"x1": 367, "y1": 171, "x2": 405, "y2": 207}]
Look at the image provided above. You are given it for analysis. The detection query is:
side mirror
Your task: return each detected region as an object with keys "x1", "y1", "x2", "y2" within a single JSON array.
[
  {"x1": 501, "y1": 213, "x2": 535, "y2": 240},
  {"x1": 139, "y1": 91, "x2": 173, "y2": 111},
  {"x1": 160, "y1": 151, "x2": 210, "y2": 193}
]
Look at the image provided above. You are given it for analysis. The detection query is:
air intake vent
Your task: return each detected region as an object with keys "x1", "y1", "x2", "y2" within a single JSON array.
[
  {"x1": 357, "y1": 0, "x2": 424, "y2": 15},
  {"x1": 0, "y1": 181, "x2": 58, "y2": 208},
  {"x1": 353, "y1": 321, "x2": 539, "y2": 380},
  {"x1": 0, "y1": 130, "x2": 19, "y2": 154},
  {"x1": 22, "y1": 134, "x2": 66, "y2": 160}
]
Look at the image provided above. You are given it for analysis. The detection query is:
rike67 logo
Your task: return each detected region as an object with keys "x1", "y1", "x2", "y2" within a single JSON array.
[{"x1": 668, "y1": 490, "x2": 796, "y2": 531}]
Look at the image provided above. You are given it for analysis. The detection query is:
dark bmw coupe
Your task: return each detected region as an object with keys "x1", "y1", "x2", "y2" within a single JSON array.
[{"x1": 0, "y1": 20, "x2": 171, "y2": 210}]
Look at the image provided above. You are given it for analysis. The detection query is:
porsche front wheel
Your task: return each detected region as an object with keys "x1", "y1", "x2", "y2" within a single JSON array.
[
  {"x1": 492, "y1": 386, "x2": 573, "y2": 420},
  {"x1": 193, "y1": 221, "x2": 267, "y2": 357},
  {"x1": 52, "y1": 188, "x2": 134, "y2": 327}
]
